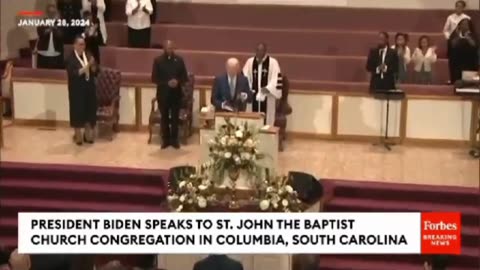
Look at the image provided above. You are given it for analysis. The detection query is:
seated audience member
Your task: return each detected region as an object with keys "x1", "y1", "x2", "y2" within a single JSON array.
[
  {"x1": 424, "y1": 255, "x2": 449, "y2": 270},
  {"x1": 36, "y1": 4, "x2": 64, "y2": 69},
  {"x1": 193, "y1": 255, "x2": 243, "y2": 270},
  {"x1": 126, "y1": 0, "x2": 153, "y2": 48},
  {"x1": 444, "y1": 0, "x2": 471, "y2": 83},
  {"x1": 366, "y1": 32, "x2": 399, "y2": 91},
  {"x1": 448, "y1": 18, "x2": 479, "y2": 83},
  {"x1": 0, "y1": 245, "x2": 9, "y2": 270},
  {"x1": 212, "y1": 58, "x2": 252, "y2": 112},
  {"x1": 82, "y1": 10, "x2": 103, "y2": 63},
  {"x1": 242, "y1": 43, "x2": 282, "y2": 126},
  {"x1": 82, "y1": 0, "x2": 108, "y2": 46},
  {"x1": 412, "y1": 35, "x2": 438, "y2": 84},
  {"x1": 391, "y1": 32, "x2": 411, "y2": 83},
  {"x1": 9, "y1": 250, "x2": 72, "y2": 270},
  {"x1": 57, "y1": 0, "x2": 83, "y2": 44}
]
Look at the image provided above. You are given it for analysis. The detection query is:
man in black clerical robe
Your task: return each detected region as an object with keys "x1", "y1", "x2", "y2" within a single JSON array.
[
  {"x1": 151, "y1": 40, "x2": 188, "y2": 149},
  {"x1": 36, "y1": 4, "x2": 64, "y2": 69},
  {"x1": 366, "y1": 32, "x2": 399, "y2": 91},
  {"x1": 193, "y1": 255, "x2": 243, "y2": 270}
]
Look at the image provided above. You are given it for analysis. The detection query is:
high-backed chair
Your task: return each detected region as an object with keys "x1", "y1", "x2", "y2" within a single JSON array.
[
  {"x1": 148, "y1": 73, "x2": 195, "y2": 144},
  {"x1": 95, "y1": 67, "x2": 121, "y2": 140},
  {"x1": 274, "y1": 73, "x2": 292, "y2": 151}
]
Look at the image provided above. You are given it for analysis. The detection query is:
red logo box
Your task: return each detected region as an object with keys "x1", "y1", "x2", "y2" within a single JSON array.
[{"x1": 421, "y1": 212, "x2": 461, "y2": 254}]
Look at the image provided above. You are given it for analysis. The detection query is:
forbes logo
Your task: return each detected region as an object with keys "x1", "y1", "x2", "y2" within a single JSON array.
[{"x1": 423, "y1": 221, "x2": 458, "y2": 231}]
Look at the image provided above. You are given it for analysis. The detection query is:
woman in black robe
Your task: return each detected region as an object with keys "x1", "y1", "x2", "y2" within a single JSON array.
[
  {"x1": 66, "y1": 35, "x2": 98, "y2": 145},
  {"x1": 448, "y1": 18, "x2": 479, "y2": 83}
]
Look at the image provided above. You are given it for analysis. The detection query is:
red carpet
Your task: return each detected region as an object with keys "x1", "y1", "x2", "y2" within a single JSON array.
[
  {"x1": 320, "y1": 179, "x2": 480, "y2": 270},
  {"x1": 0, "y1": 162, "x2": 169, "y2": 249}
]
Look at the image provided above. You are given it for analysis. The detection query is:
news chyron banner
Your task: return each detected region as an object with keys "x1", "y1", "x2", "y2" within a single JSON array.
[{"x1": 17, "y1": 212, "x2": 461, "y2": 254}]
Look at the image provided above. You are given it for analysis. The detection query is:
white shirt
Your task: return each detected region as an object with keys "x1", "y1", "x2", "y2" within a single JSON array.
[
  {"x1": 228, "y1": 75, "x2": 236, "y2": 97},
  {"x1": 411, "y1": 47, "x2": 437, "y2": 72},
  {"x1": 443, "y1": 13, "x2": 470, "y2": 39},
  {"x1": 376, "y1": 47, "x2": 388, "y2": 76},
  {"x1": 125, "y1": 0, "x2": 153, "y2": 30},
  {"x1": 82, "y1": 0, "x2": 107, "y2": 43}
]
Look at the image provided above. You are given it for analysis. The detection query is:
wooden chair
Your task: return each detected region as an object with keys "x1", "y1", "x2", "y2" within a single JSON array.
[
  {"x1": 95, "y1": 67, "x2": 121, "y2": 140},
  {"x1": 274, "y1": 73, "x2": 292, "y2": 151},
  {"x1": 148, "y1": 73, "x2": 195, "y2": 144}
]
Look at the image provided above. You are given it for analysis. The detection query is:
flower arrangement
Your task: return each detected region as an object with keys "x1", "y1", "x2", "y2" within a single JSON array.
[
  {"x1": 258, "y1": 175, "x2": 304, "y2": 212},
  {"x1": 167, "y1": 172, "x2": 216, "y2": 212},
  {"x1": 205, "y1": 118, "x2": 264, "y2": 186}
]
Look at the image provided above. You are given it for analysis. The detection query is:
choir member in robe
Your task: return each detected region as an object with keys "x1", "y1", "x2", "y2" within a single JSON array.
[
  {"x1": 448, "y1": 18, "x2": 479, "y2": 83},
  {"x1": 36, "y1": 4, "x2": 64, "y2": 69},
  {"x1": 126, "y1": 0, "x2": 153, "y2": 48},
  {"x1": 242, "y1": 43, "x2": 281, "y2": 126},
  {"x1": 444, "y1": 0, "x2": 470, "y2": 83},
  {"x1": 82, "y1": 0, "x2": 108, "y2": 45},
  {"x1": 151, "y1": 40, "x2": 188, "y2": 149},
  {"x1": 391, "y1": 32, "x2": 411, "y2": 83},
  {"x1": 82, "y1": 11, "x2": 103, "y2": 63},
  {"x1": 57, "y1": 0, "x2": 83, "y2": 44},
  {"x1": 66, "y1": 35, "x2": 98, "y2": 145},
  {"x1": 366, "y1": 32, "x2": 399, "y2": 91},
  {"x1": 411, "y1": 35, "x2": 438, "y2": 84}
]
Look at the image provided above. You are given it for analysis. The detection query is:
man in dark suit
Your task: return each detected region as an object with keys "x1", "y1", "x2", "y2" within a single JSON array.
[
  {"x1": 193, "y1": 255, "x2": 243, "y2": 270},
  {"x1": 151, "y1": 40, "x2": 188, "y2": 149},
  {"x1": 211, "y1": 58, "x2": 252, "y2": 112},
  {"x1": 366, "y1": 31, "x2": 399, "y2": 91}
]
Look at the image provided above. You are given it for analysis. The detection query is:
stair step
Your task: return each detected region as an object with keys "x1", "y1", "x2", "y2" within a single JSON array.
[
  {"x1": 324, "y1": 197, "x2": 480, "y2": 226},
  {"x1": 0, "y1": 178, "x2": 166, "y2": 205}
]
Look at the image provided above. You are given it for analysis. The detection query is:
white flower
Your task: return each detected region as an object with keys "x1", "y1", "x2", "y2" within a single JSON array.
[
  {"x1": 282, "y1": 199, "x2": 289, "y2": 207},
  {"x1": 244, "y1": 139, "x2": 254, "y2": 147},
  {"x1": 197, "y1": 196, "x2": 207, "y2": 208},
  {"x1": 179, "y1": 195, "x2": 186, "y2": 202},
  {"x1": 187, "y1": 183, "x2": 193, "y2": 189},
  {"x1": 266, "y1": 187, "x2": 274, "y2": 193},
  {"x1": 224, "y1": 152, "x2": 232, "y2": 158},
  {"x1": 167, "y1": 195, "x2": 178, "y2": 201},
  {"x1": 208, "y1": 139, "x2": 215, "y2": 144},
  {"x1": 235, "y1": 130, "x2": 244, "y2": 138},
  {"x1": 272, "y1": 202, "x2": 278, "y2": 209},
  {"x1": 228, "y1": 138, "x2": 238, "y2": 146},
  {"x1": 178, "y1": 181, "x2": 186, "y2": 188},
  {"x1": 234, "y1": 155, "x2": 241, "y2": 164},
  {"x1": 285, "y1": 185, "x2": 294, "y2": 194},
  {"x1": 220, "y1": 136, "x2": 227, "y2": 146},
  {"x1": 187, "y1": 198, "x2": 193, "y2": 204},
  {"x1": 175, "y1": 205, "x2": 183, "y2": 212},
  {"x1": 278, "y1": 188, "x2": 285, "y2": 195},
  {"x1": 259, "y1": 200, "x2": 270, "y2": 211},
  {"x1": 241, "y1": 153, "x2": 251, "y2": 160},
  {"x1": 198, "y1": 185, "x2": 207, "y2": 191}
]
